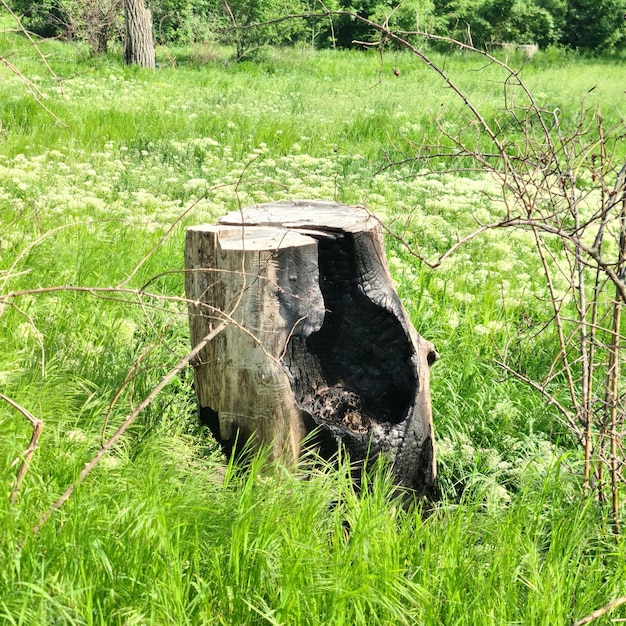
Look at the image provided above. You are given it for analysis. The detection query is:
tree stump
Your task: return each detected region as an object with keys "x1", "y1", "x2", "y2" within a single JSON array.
[{"x1": 185, "y1": 200, "x2": 438, "y2": 496}]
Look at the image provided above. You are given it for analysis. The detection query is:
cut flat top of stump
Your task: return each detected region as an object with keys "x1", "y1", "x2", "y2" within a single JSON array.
[
  {"x1": 187, "y1": 224, "x2": 316, "y2": 250},
  {"x1": 219, "y1": 200, "x2": 379, "y2": 234}
]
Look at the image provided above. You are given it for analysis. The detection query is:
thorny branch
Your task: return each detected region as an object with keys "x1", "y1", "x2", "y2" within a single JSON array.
[{"x1": 308, "y1": 16, "x2": 626, "y2": 528}]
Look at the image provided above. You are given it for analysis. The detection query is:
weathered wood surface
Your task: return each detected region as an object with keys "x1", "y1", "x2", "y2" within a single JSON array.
[{"x1": 185, "y1": 200, "x2": 438, "y2": 496}]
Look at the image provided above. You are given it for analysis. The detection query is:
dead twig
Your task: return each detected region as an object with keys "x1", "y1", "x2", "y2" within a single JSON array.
[
  {"x1": 572, "y1": 595, "x2": 626, "y2": 626},
  {"x1": 0, "y1": 393, "x2": 44, "y2": 503},
  {"x1": 495, "y1": 360, "x2": 584, "y2": 445}
]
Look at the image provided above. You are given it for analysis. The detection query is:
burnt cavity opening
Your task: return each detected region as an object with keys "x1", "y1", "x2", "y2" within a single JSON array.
[
  {"x1": 283, "y1": 233, "x2": 417, "y2": 436},
  {"x1": 199, "y1": 405, "x2": 235, "y2": 458}
]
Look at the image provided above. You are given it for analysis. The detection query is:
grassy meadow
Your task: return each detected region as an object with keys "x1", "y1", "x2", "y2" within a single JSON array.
[{"x1": 1, "y1": 16, "x2": 626, "y2": 625}]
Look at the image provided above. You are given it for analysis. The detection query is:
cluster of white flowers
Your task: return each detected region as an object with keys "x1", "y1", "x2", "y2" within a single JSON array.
[{"x1": 0, "y1": 133, "x2": 553, "y2": 331}]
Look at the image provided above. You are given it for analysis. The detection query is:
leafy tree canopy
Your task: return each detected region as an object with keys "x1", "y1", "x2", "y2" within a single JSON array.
[{"x1": 5, "y1": 0, "x2": 626, "y2": 53}]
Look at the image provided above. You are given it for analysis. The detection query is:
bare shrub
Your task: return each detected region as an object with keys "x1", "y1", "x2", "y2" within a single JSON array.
[
  {"x1": 62, "y1": 0, "x2": 124, "y2": 54},
  {"x1": 348, "y1": 18, "x2": 626, "y2": 531}
]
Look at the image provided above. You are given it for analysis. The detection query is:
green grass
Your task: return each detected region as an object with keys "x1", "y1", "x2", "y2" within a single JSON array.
[
  {"x1": 1, "y1": 447, "x2": 623, "y2": 625},
  {"x1": 1, "y1": 15, "x2": 626, "y2": 625}
]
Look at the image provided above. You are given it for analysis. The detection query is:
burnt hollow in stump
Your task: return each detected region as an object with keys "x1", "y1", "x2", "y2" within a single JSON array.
[
  {"x1": 283, "y1": 232, "x2": 417, "y2": 456},
  {"x1": 185, "y1": 200, "x2": 438, "y2": 496}
]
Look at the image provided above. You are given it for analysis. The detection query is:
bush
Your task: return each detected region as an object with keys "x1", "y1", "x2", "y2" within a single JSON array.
[
  {"x1": 6, "y1": 0, "x2": 67, "y2": 38},
  {"x1": 150, "y1": 0, "x2": 223, "y2": 45},
  {"x1": 216, "y1": 0, "x2": 310, "y2": 60},
  {"x1": 7, "y1": 0, "x2": 123, "y2": 54},
  {"x1": 509, "y1": 3, "x2": 556, "y2": 47}
]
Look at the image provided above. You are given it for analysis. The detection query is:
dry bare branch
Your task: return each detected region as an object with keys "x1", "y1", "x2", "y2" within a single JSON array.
[
  {"x1": 572, "y1": 595, "x2": 626, "y2": 626},
  {"x1": 0, "y1": 393, "x2": 44, "y2": 503}
]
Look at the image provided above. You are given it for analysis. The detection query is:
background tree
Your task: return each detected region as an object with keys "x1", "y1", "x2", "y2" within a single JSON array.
[
  {"x1": 559, "y1": 0, "x2": 624, "y2": 52},
  {"x1": 508, "y1": 2, "x2": 556, "y2": 48},
  {"x1": 432, "y1": 0, "x2": 491, "y2": 47},
  {"x1": 535, "y1": 0, "x2": 567, "y2": 41},
  {"x1": 432, "y1": 0, "x2": 624, "y2": 50},
  {"x1": 65, "y1": 0, "x2": 123, "y2": 54},
  {"x1": 124, "y1": 0, "x2": 155, "y2": 68}
]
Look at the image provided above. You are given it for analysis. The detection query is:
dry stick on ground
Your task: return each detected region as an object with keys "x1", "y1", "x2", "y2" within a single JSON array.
[
  {"x1": 572, "y1": 595, "x2": 626, "y2": 626},
  {"x1": 29, "y1": 242, "x2": 261, "y2": 531},
  {"x1": 33, "y1": 317, "x2": 228, "y2": 534},
  {"x1": 0, "y1": 393, "x2": 44, "y2": 503},
  {"x1": 2, "y1": 179, "x2": 274, "y2": 530}
]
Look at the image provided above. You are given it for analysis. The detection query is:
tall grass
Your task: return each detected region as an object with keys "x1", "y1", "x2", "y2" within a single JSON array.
[
  {"x1": 1, "y1": 442, "x2": 623, "y2": 624},
  {"x1": 1, "y1": 15, "x2": 626, "y2": 624}
]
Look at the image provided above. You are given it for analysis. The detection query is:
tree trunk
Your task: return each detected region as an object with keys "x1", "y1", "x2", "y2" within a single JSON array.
[
  {"x1": 124, "y1": 0, "x2": 155, "y2": 68},
  {"x1": 185, "y1": 200, "x2": 438, "y2": 497}
]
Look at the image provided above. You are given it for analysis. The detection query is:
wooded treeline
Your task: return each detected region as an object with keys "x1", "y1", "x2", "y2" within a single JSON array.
[{"x1": 6, "y1": 0, "x2": 625, "y2": 57}]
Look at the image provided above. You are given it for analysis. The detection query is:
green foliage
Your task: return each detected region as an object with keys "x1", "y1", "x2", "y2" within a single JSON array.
[
  {"x1": 508, "y1": 2, "x2": 556, "y2": 48},
  {"x1": 150, "y1": 0, "x2": 222, "y2": 44},
  {"x1": 217, "y1": 0, "x2": 310, "y2": 60},
  {"x1": 5, "y1": 0, "x2": 626, "y2": 53},
  {"x1": 5, "y1": 0, "x2": 67, "y2": 37},
  {"x1": 433, "y1": 0, "x2": 534, "y2": 47},
  {"x1": 433, "y1": 0, "x2": 625, "y2": 50},
  {"x1": 560, "y1": 0, "x2": 625, "y2": 52},
  {"x1": 314, "y1": 0, "x2": 436, "y2": 48}
]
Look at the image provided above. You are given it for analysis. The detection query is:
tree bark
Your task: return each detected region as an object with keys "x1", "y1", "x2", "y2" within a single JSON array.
[
  {"x1": 124, "y1": 0, "x2": 155, "y2": 68},
  {"x1": 185, "y1": 200, "x2": 438, "y2": 497}
]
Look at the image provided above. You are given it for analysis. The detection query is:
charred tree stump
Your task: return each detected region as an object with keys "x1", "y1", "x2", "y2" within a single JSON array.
[{"x1": 185, "y1": 200, "x2": 438, "y2": 496}]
